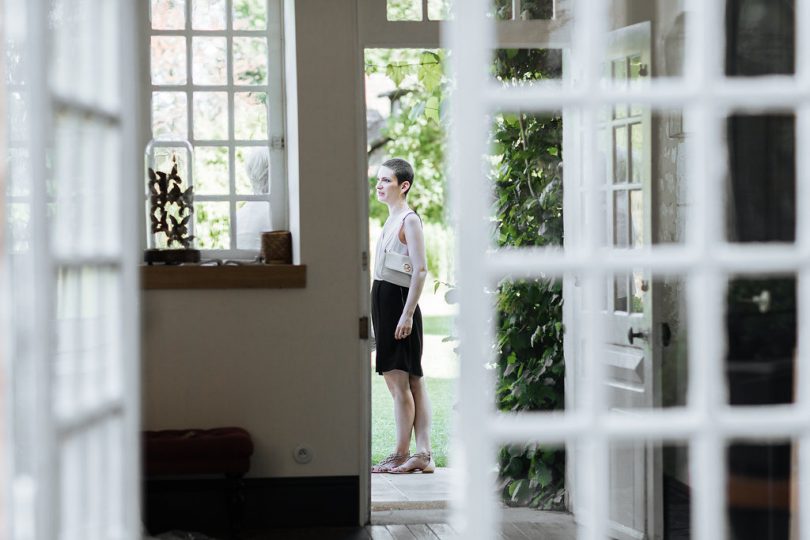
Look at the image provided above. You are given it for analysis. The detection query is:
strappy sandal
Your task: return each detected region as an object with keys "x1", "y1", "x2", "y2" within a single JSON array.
[
  {"x1": 372, "y1": 452, "x2": 409, "y2": 473},
  {"x1": 389, "y1": 451, "x2": 435, "y2": 474}
]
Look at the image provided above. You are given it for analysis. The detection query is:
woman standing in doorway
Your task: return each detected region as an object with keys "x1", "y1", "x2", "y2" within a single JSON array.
[{"x1": 371, "y1": 158, "x2": 434, "y2": 474}]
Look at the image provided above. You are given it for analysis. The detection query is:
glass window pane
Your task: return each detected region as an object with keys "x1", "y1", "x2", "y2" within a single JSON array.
[
  {"x1": 630, "y1": 123, "x2": 643, "y2": 184},
  {"x1": 518, "y1": 0, "x2": 554, "y2": 20},
  {"x1": 52, "y1": 116, "x2": 81, "y2": 255},
  {"x1": 727, "y1": 441, "x2": 794, "y2": 538},
  {"x1": 612, "y1": 59, "x2": 628, "y2": 119},
  {"x1": 233, "y1": 37, "x2": 268, "y2": 86},
  {"x1": 8, "y1": 148, "x2": 31, "y2": 197},
  {"x1": 234, "y1": 92, "x2": 267, "y2": 140},
  {"x1": 8, "y1": 202, "x2": 31, "y2": 253},
  {"x1": 195, "y1": 202, "x2": 231, "y2": 249},
  {"x1": 726, "y1": 276, "x2": 796, "y2": 406},
  {"x1": 726, "y1": 0, "x2": 794, "y2": 76},
  {"x1": 491, "y1": 0, "x2": 512, "y2": 20},
  {"x1": 428, "y1": 0, "x2": 452, "y2": 20},
  {"x1": 194, "y1": 146, "x2": 229, "y2": 194},
  {"x1": 96, "y1": 126, "x2": 121, "y2": 254},
  {"x1": 631, "y1": 270, "x2": 644, "y2": 313},
  {"x1": 192, "y1": 37, "x2": 227, "y2": 85},
  {"x1": 387, "y1": 0, "x2": 421, "y2": 21},
  {"x1": 152, "y1": 91, "x2": 188, "y2": 140},
  {"x1": 193, "y1": 92, "x2": 228, "y2": 140},
  {"x1": 192, "y1": 0, "x2": 226, "y2": 30},
  {"x1": 630, "y1": 189, "x2": 643, "y2": 248},
  {"x1": 614, "y1": 125, "x2": 628, "y2": 183},
  {"x1": 727, "y1": 114, "x2": 795, "y2": 243},
  {"x1": 151, "y1": 0, "x2": 185, "y2": 30},
  {"x1": 236, "y1": 200, "x2": 271, "y2": 250},
  {"x1": 151, "y1": 36, "x2": 187, "y2": 85},
  {"x1": 614, "y1": 274, "x2": 628, "y2": 312},
  {"x1": 236, "y1": 146, "x2": 270, "y2": 195},
  {"x1": 233, "y1": 0, "x2": 267, "y2": 30},
  {"x1": 613, "y1": 191, "x2": 629, "y2": 247}
]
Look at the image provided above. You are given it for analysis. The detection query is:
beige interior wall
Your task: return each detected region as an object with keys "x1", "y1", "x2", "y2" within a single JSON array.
[
  {"x1": 609, "y1": 0, "x2": 653, "y2": 30},
  {"x1": 142, "y1": 0, "x2": 365, "y2": 478}
]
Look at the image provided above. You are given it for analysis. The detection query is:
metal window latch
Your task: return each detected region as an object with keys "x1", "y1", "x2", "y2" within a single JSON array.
[
  {"x1": 359, "y1": 316, "x2": 369, "y2": 340},
  {"x1": 640, "y1": 280, "x2": 650, "y2": 292},
  {"x1": 749, "y1": 290, "x2": 771, "y2": 313},
  {"x1": 627, "y1": 327, "x2": 649, "y2": 345},
  {"x1": 270, "y1": 136, "x2": 285, "y2": 150}
]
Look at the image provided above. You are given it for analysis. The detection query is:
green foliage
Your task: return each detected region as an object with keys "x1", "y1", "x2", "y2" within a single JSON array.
[
  {"x1": 491, "y1": 50, "x2": 565, "y2": 511},
  {"x1": 366, "y1": 49, "x2": 447, "y2": 224},
  {"x1": 423, "y1": 222, "x2": 454, "y2": 283},
  {"x1": 491, "y1": 0, "x2": 554, "y2": 20}
]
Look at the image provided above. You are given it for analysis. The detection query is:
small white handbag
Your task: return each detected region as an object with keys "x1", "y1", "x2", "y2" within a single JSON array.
[{"x1": 381, "y1": 250, "x2": 413, "y2": 287}]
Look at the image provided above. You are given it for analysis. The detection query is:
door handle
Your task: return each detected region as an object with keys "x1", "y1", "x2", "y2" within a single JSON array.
[
  {"x1": 627, "y1": 327, "x2": 649, "y2": 345},
  {"x1": 661, "y1": 322, "x2": 672, "y2": 347},
  {"x1": 748, "y1": 290, "x2": 771, "y2": 313}
]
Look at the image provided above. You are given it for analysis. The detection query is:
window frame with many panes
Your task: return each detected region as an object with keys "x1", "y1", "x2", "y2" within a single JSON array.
[{"x1": 148, "y1": 0, "x2": 286, "y2": 259}]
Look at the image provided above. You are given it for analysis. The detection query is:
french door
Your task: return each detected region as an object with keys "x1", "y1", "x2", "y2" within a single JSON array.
[{"x1": 3, "y1": 1, "x2": 141, "y2": 539}]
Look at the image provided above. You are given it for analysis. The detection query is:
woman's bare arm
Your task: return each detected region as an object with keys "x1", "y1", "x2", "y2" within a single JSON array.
[{"x1": 394, "y1": 213, "x2": 427, "y2": 339}]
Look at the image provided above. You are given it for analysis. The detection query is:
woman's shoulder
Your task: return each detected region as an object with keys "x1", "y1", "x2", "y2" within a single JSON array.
[{"x1": 403, "y1": 211, "x2": 423, "y2": 227}]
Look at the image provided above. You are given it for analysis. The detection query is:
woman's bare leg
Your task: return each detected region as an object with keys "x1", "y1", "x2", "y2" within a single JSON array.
[
  {"x1": 383, "y1": 369, "x2": 415, "y2": 456},
  {"x1": 390, "y1": 375, "x2": 434, "y2": 473},
  {"x1": 409, "y1": 374, "x2": 432, "y2": 453}
]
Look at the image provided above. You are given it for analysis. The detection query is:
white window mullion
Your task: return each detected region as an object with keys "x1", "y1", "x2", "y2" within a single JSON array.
[
  {"x1": 226, "y1": 0, "x2": 237, "y2": 250},
  {"x1": 684, "y1": 0, "x2": 728, "y2": 539},
  {"x1": 574, "y1": 0, "x2": 609, "y2": 535},
  {"x1": 25, "y1": 0, "x2": 58, "y2": 537},
  {"x1": 446, "y1": 1, "x2": 499, "y2": 538},
  {"x1": 796, "y1": 4, "x2": 810, "y2": 539},
  {"x1": 267, "y1": 0, "x2": 286, "y2": 230}
]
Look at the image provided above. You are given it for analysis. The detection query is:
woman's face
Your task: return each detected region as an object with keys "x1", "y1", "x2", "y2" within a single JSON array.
[{"x1": 375, "y1": 165, "x2": 404, "y2": 204}]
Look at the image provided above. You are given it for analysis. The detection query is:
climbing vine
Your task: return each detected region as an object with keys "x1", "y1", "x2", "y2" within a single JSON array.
[{"x1": 492, "y1": 48, "x2": 565, "y2": 510}]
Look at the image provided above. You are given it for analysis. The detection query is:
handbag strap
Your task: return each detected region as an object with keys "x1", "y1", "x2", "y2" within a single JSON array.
[{"x1": 384, "y1": 210, "x2": 419, "y2": 253}]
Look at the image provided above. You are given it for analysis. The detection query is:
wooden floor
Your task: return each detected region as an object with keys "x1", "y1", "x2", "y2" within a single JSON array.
[{"x1": 248, "y1": 521, "x2": 569, "y2": 539}]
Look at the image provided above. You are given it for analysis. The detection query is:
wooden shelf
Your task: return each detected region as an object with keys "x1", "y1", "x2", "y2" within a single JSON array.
[{"x1": 141, "y1": 264, "x2": 306, "y2": 290}]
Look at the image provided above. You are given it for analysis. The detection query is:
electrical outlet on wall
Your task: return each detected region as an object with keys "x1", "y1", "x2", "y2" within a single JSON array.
[{"x1": 293, "y1": 445, "x2": 313, "y2": 464}]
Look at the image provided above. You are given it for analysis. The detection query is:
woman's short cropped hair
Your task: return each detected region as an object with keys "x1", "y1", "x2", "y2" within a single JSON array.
[{"x1": 382, "y1": 158, "x2": 414, "y2": 196}]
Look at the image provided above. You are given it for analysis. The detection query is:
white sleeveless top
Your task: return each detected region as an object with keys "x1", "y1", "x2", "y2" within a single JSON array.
[{"x1": 373, "y1": 210, "x2": 416, "y2": 282}]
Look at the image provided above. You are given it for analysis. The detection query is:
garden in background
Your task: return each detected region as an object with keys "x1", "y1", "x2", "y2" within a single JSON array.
[{"x1": 365, "y1": 37, "x2": 564, "y2": 511}]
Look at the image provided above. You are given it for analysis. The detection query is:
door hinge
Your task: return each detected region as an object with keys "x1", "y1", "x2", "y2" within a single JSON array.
[
  {"x1": 359, "y1": 316, "x2": 369, "y2": 340},
  {"x1": 362, "y1": 251, "x2": 369, "y2": 271},
  {"x1": 270, "y1": 136, "x2": 285, "y2": 150}
]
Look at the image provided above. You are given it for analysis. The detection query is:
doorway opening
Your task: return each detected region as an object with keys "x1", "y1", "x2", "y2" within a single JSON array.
[{"x1": 364, "y1": 47, "x2": 458, "y2": 514}]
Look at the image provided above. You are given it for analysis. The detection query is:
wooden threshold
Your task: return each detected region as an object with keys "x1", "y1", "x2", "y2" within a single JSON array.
[{"x1": 141, "y1": 264, "x2": 306, "y2": 290}]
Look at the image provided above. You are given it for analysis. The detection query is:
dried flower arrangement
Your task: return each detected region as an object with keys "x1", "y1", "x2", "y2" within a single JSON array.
[{"x1": 144, "y1": 154, "x2": 201, "y2": 265}]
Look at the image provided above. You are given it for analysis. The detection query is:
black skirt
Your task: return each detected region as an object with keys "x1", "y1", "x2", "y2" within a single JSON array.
[{"x1": 371, "y1": 279, "x2": 423, "y2": 377}]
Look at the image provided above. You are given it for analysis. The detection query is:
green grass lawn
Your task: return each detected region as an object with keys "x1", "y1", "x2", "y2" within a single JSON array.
[
  {"x1": 372, "y1": 372, "x2": 454, "y2": 468},
  {"x1": 421, "y1": 314, "x2": 453, "y2": 336}
]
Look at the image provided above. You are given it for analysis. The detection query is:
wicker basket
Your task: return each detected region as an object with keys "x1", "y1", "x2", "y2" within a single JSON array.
[{"x1": 260, "y1": 231, "x2": 293, "y2": 264}]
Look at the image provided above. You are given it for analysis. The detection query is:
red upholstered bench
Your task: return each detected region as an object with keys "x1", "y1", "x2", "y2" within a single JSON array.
[
  {"x1": 144, "y1": 427, "x2": 254, "y2": 476},
  {"x1": 143, "y1": 427, "x2": 254, "y2": 539}
]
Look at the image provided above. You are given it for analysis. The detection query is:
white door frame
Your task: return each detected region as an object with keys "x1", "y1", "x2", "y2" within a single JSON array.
[{"x1": 355, "y1": 1, "x2": 577, "y2": 525}]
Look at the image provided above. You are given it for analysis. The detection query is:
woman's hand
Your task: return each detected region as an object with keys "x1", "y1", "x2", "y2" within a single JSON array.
[{"x1": 395, "y1": 313, "x2": 414, "y2": 340}]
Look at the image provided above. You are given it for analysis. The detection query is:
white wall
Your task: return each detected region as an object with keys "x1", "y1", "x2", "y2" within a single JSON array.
[{"x1": 143, "y1": 0, "x2": 366, "y2": 478}]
